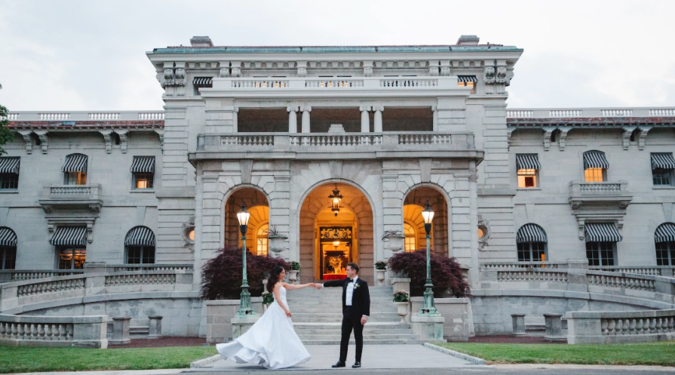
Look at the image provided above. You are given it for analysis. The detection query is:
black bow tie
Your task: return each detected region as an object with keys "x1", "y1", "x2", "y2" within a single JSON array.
[{"x1": 346, "y1": 278, "x2": 353, "y2": 283}]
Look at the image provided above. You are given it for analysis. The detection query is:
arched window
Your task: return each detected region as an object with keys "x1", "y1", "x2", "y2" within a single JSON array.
[
  {"x1": 0, "y1": 227, "x2": 17, "y2": 270},
  {"x1": 125, "y1": 226, "x2": 156, "y2": 264},
  {"x1": 516, "y1": 224, "x2": 548, "y2": 262},
  {"x1": 655, "y1": 223, "x2": 675, "y2": 266},
  {"x1": 583, "y1": 150, "x2": 608, "y2": 182},
  {"x1": 256, "y1": 224, "x2": 269, "y2": 257},
  {"x1": 62, "y1": 153, "x2": 88, "y2": 185},
  {"x1": 403, "y1": 222, "x2": 416, "y2": 252}
]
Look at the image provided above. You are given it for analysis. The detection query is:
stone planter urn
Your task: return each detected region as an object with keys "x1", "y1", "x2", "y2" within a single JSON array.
[
  {"x1": 395, "y1": 302, "x2": 409, "y2": 323},
  {"x1": 376, "y1": 269, "x2": 386, "y2": 286},
  {"x1": 289, "y1": 270, "x2": 299, "y2": 283}
]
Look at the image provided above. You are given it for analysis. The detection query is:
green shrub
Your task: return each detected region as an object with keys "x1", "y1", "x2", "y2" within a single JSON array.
[{"x1": 387, "y1": 250, "x2": 470, "y2": 297}]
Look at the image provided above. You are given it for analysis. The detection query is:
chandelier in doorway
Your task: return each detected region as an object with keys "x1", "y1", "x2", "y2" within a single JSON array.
[{"x1": 328, "y1": 184, "x2": 343, "y2": 216}]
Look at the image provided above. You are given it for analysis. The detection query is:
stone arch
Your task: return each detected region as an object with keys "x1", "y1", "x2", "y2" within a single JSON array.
[
  {"x1": 223, "y1": 186, "x2": 270, "y2": 249},
  {"x1": 298, "y1": 181, "x2": 374, "y2": 284},
  {"x1": 403, "y1": 185, "x2": 450, "y2": 257}
]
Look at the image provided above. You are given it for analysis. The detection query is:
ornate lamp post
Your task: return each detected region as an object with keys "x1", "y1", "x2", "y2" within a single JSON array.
[
  {"x1": 235, "y1": 204, "x2": 256, "y2": 318},
  {"x1": 419, "y1": 200, "x2": 439, "y2": 316}
]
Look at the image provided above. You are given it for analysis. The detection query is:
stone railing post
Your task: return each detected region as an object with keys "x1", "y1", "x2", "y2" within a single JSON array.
[
  {"x1": 655, "y1": 276, "x2": 675, "y2": 304},
  {"x1": 110, "y1": 317, "x2": 131, "y2": 345},
  {"x1": 544, "y1": 313, "x2": 565, "y2": 342},
  {"x1": 148, "y1": 316, "x2": 163, "y2": 339},
  {"x1": 565, "y1": 259, "x2": 589, "y2": 292},
  {"x1": 391, "y1": 278, "x2": 411, "y2": 294},
  {"x1": 84, "y1": 262, "x2": 107, "y2": 294},
  {"x1": 511, "y1": 314, "x2": 525, "y2": 336}
]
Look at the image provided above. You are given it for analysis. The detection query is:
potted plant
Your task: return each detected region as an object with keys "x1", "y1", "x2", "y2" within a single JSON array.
[
  {"x1": 375, "y1": 261, "x2": 387, "y2": 286},
  {"x1": 289, "y1": 261, "x2": 301, "y2": 283},
  {"x1": 393, "y1": 290, "x2": 410, "y2": 323},
  {"x1": 261, "y1": 291, "x2": 274, "y2": 312}
]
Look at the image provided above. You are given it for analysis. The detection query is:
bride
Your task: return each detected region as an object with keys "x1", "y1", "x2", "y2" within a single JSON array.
[{"x1": 216, "y1": 266, "x2": 314, "y2": 369}]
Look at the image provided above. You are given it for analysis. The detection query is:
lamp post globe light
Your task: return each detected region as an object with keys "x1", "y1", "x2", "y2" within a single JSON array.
[
  {"x1": 236, "y1": 204, "x2": 256, "y2": 318},
  {"x1": 419, "y1": 200, "x2": 439, "y2": 316}
]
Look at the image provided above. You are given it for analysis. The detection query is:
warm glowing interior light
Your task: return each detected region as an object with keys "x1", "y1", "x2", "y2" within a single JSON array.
[{"x1": 584, "y1": 168, "x2": 604, "y2": 182}]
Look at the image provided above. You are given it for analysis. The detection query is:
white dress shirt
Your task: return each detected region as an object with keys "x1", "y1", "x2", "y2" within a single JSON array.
[{"x1": 345, "y1": 276, "x2": 358, "y2": 306}]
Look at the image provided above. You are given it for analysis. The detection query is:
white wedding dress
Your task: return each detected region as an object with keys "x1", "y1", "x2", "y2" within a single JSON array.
[{"x1": 216, "y1": 286, "x2": 311, "y2": 369}]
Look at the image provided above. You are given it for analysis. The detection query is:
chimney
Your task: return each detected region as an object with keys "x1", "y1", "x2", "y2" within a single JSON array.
[
  {"x1": 457, "y1": 35, "x2": 480, "y2": 46},
  {"x1": 190, "y1": 36, "x2": 213, "y2": 47}
]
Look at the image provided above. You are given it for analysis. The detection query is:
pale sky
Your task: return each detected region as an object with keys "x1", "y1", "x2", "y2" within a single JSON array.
[{"x1": 1, "y1": 0, "x2": 674, "y2": 111}]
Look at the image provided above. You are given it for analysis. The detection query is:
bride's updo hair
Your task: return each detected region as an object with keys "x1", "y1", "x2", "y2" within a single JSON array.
[{"x1": 267, "y1": 265, "x2": 285, "y2": 293}]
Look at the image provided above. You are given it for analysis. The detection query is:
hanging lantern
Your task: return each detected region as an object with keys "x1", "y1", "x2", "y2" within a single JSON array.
[{"x1": 328, "y1": 184, "x2": 343, "y2": 216}]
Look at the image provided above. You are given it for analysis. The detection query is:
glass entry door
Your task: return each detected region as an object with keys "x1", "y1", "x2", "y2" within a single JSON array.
[{"x1": 319, "y1": 227, "x2": 353, "y2": 280}]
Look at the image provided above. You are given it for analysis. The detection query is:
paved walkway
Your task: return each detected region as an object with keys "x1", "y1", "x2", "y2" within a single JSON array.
[{"x1": 191, "y1": 344, "x2": 477, "y2": 371}]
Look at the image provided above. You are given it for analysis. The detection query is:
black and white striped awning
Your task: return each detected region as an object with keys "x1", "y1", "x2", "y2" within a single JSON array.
[
  {"x1": 50, "y1": 226, "x2": 87, "y2": 246},
  {"x1": 193, "y1": 77, "x2": 213, "y2": 87},
  {"x1": 516, "y1": 154, "x2": 541, "y2": 170},
  {"x1": 0, "y1": 157, "x2": 20, "y2": 174},
  {"x1": 583, "y1": 151, "x2": 609, "y2": 169},
  {"x1": 651, "y1": 153, "x2": 675, "y2": 170},
  {"x1": 125, "y1": 226, "x2": 156, "y2": 246},
  {"x1": 62, "y1": 154, "x2": 88, "y2": 173},
  {"x1": 0, "y1": 227, "x2": 17, "y2": 247},
  {"x1": 585, "y1": 223, "x2": 622, "y2": 242},
  {"x1": 516, "y1": 224, "x2": 548, "y2": 243},
  {"x1": 655, "y1": 223, "x2": 675, "y2": 243},
  {"x1": 130, "y1": 156, "x2": 155, "y2": 173},
  {"x1": 457, "y1": 75, "x2": 477, "y2": 83}
]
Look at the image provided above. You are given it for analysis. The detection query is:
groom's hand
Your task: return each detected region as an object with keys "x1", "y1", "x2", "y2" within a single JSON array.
[
  {"x1": 315, "y1": 284, "x2": 323, "y2": 289},
  {"x1": 361, "y1": 316, "x2": 367, "y2": 325}
]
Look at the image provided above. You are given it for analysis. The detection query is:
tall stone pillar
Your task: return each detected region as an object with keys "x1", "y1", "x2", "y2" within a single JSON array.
[
  {"x1": 232, "y1": 107, "x2": 238, "y2": 133},
  {"x1": 432, "y1": 106, "x2": 438, "y2": 132},
  {"x1": 373, "y1": 106, "x2": 383, "y2": 133},
  {"x1": 301, "y1": 106, "x2": 311, "y2": 133},
  {"x1": 287, "y1": 106, "x2": 298, "y2": 133},
  {"x1": 360, "y1": 106, "x2": 371, "y2": 132}
]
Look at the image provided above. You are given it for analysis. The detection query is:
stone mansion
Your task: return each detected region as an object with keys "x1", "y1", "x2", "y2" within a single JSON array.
[{"x1": 1, "y1": 35, "x2": 674, "y2": 339}]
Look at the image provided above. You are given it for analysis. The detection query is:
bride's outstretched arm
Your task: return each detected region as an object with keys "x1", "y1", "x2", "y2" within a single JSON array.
[{"x1": 282, "y1": 282, "x2": 315, "y2": 290}]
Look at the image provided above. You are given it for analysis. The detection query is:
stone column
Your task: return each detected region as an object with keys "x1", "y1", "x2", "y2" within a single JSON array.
[
  {"x1": 110, "y1": 317, "x2": 131, "y2": 345},
  {"x1": 301, "y1": 106, "x2": 311, "y2": 133},
  {"x1": 360, "y1": 106, "x2": 371, "y2": 132},
  {"x1": 544, "y1": 313, "x2": 565, "y2": 342},
  {"x1": 511, "y1": 314, "x2": 525, "y2": 336},
  {"x1": 232, "y1": 107, "x2": 238, "y2": 133},
  {"x1": 373, "y1": 106, "x2": 383, "y2": 133},
  {"x1": 287, "y1": 106, "x2": 298, "y2": 133},
  {"x1": 432, "y1": 106, "x2": 438, "y2": 131}
]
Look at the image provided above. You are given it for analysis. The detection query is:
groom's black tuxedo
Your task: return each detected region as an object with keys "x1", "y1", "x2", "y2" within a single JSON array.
[{"x1": 323, "y1": 277, "x2": 371, "y2": 363}]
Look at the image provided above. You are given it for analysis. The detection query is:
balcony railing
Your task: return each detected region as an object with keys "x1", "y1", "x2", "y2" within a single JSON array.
[
  {"x1": 506, "y1": 107, "x2": 675, "y2": 118},
  {"x1": 43, "y1": 184, "x2": 102, "y2": 199},
  {"x1": 6, "y1": 111, "x2": 165, "y2": 122},
  {"x1": 570, "y1": 181, "x2": 630, "y2": 198},
  {"x1": 197, "y1": 132, "x2": 476, "y2": 156}
]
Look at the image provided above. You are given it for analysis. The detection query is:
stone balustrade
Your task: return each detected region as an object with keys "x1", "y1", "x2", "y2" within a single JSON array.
[
  {"x1": 506, "y1": 107, "x2": 675, "y2": 118},
  {"x1": 0, "y1": 313, "x2": 107, "y2": 348},
  {"x1": 588, "y1": 266, "x2": 674, "y2": 277},
  {"x1": 6, "y1": 111, "x2": 165, "y2": 122},
  {"x1": 480, "y1": 261, "x2": 566, "y2": 269},
  {"x1": 0, "y1": 263, "x2": 193, "y2": 313},
  {"x1": 567, "y1": 309, "x2": 675, "y2": 344},
  {"x1": 0, "y1": 270, "x2": 83, "y2": 283}
]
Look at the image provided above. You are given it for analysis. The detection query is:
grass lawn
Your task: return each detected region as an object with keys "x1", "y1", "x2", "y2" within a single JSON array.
[
  {"x1": 0, "y1": 346, "x2": 218, "y2": 373},
  {"x1": 440, "y1": 341, "x2": 675, "y2": 366}
]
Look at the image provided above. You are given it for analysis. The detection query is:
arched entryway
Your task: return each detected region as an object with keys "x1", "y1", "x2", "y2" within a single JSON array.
[
  {"x1": 224, "y1": 188, "x2": 269, "y2": 256},
  {"x1": 403, "y1": 186, "x2": 449, "y2": 257},
  {"x1": 298, "y1": 182, "x2": 374, "y2": 284}
]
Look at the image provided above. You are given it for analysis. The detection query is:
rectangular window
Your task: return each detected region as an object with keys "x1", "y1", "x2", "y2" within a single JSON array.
[
  {"x1": 58, "y1": 247, "x2": 86, "y2": 269},
  {"x1": 65, "y1": 172, "x2": 87, "y2": 185},
  {"x1": 126, "y1": 246, "x2": 155, "y2": 264},
  {"x1": 404, "y1": 237, "x2": 416, "y2": 252},
  {"x1": 134, "y1": 173, "x2": 154, "y2": 189},
  {"x1": 584, "y1": 168, "x2": 605, "y2": 182},
  {"x1": 653, "y1": 169, "x2": 674, "y2": 186},
  {"x1": 656, "y1": 242, "x2": 675, "y2": 266},
  {"x1": 1, "y1": 247, "x2": 16, "y2": 269},
  {"x1": 517, "y1": 169, "x2": 538, "y2": 188},
  {"x1": 257, "y1": 238, "x2": 268, "y2": 257},
  {"x1": 457, "y1": 81, "x2": 475, "y2": 94},
  {"x1": 586, "y1": 242, "x2": 616, "y2": 266},
  {"x1": 0, "y1": 173, "x2": 19, "y2": 190},
  {"x1": 517, "y1": 242, "x2": 546, "y2": 262}
]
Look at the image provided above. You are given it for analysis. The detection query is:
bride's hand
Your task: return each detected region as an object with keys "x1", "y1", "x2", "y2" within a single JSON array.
[
  {"x1": 308, "y1": 283, "x2": 315, "y2": 288},
  {"x1": 285, "y1": 310, "x2": 292, "y2": 317}
]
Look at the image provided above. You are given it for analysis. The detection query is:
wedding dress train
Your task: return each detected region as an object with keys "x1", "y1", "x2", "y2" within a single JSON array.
[{"x1": 216, "y1": 286, "x2": 311, "y2": 369}]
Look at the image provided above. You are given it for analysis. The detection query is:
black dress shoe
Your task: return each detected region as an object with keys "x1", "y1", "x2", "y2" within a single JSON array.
[
  {"x1": 332, "y1": 361, "x2": 346, "y2": 368},
  {"x1": 352, "y1": 362, "x2": 361, "y2": 368}
]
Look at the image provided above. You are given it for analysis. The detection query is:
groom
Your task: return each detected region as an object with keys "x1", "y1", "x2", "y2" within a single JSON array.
[{"x1": 318, "y1": 262, "x2": 370, "y2": 369}]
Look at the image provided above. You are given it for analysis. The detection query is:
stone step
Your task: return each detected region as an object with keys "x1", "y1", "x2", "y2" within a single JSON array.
[
  {"x1": 291, "y1": 312, "x2": 401, "y2": 319},
  {"x1": 300, "y1": 339, "x2": 427, "y2": 345},
  {"x1": 293, "y1": 325, "x2": 412, "y2": 334},
  {"x1": 298, "y1": 333, "x2": 419, "y2": 341}
]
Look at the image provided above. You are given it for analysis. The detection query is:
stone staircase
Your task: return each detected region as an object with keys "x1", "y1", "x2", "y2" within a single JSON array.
[{"x1": 286, "y1": 285, "x2": 424, "y2": 345}]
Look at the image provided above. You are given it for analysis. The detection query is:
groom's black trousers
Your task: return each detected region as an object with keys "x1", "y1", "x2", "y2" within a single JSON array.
[{"x1": 340, "y1": 306, "x2": 364, "y2": 363}]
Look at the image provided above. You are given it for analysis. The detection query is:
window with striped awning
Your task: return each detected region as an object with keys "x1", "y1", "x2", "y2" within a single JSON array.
[
  {"x1": 125, "y1": 226, "x2": 156, "y2": 246},
  {"x1": 516, "y1": 154, "x2": 541, "y2": 170},
  {"x1": 62, "y1": 154, "x2": 88, "y2": 173},
  {"x1": 0, "y1": 227, "x2": 17, "y2": 247},
  {"x1": 651, "y1": 153, "x2": 675, "y2": 170},
  {"x1": 0, "y1": 157, "x2": 20, "y2": 174},
  {"x1": 457, "y1": 75, "x2": 477, "y2": 83},
  {"x1": 583, "y1": 150, "x2": 609, "y2": 169},
  {"x1": 130, "y1": 156, "x2": 155, "y2": 173},
  {"x1": 50, "y1": 226, "x2": 87, "y2": 246},
  {"x1": 584, "y1": 223, "x2": 622, "y2": 242},
  {"x1": 193, "y1": 77, "x2": 213, "y2": 87},
  {"x1": 516, "y1": 224, "x2": 548, "y2": 243},
  {"x1": 655, "y1": 223, "x2": 675, "y2": 243}
]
